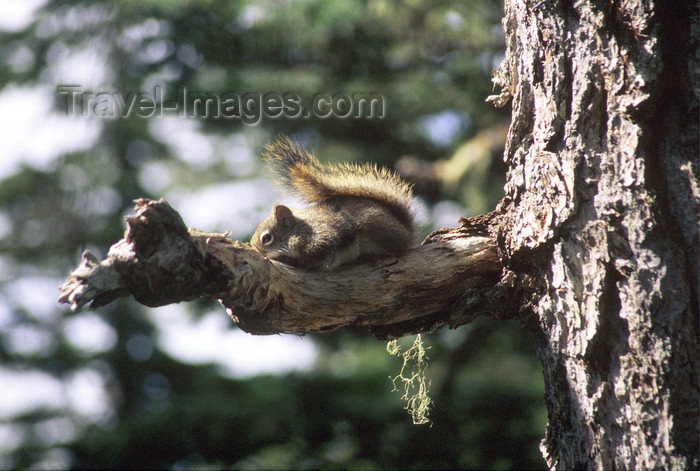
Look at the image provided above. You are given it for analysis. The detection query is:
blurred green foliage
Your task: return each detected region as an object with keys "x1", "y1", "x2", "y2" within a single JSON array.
[{"x1": 0, "y1": 0, "x2": 545, "y2": 469}]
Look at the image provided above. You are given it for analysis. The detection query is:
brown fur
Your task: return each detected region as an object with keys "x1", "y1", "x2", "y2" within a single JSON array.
[{"x1": 251, "y1": 136, "x2": 415, "y2": 270}]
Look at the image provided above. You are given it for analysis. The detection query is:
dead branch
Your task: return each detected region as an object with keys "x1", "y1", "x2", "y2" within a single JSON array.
[{"x1": 59, "y1": 198, "x2": 513, "y2": 338}]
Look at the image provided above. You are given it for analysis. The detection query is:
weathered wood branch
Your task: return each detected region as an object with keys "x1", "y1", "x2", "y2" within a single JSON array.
[{"x1": 58, "y1": 198, "x2": 513, "y2": 339}]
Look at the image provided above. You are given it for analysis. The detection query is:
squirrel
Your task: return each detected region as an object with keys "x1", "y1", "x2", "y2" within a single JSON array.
[{"x1": 251, "y1": 136, "x2": 415, "y2": 270}]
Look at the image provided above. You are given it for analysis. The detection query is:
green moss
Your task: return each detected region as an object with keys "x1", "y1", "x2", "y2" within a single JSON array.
[{"x1": 387, "y1": 334, "x2": 432, "y2": 426}]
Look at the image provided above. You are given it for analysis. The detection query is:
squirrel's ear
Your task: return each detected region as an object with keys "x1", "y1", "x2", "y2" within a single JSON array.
[{"x1": 274, "y1": 205, "x2": 295, "y2": 226}]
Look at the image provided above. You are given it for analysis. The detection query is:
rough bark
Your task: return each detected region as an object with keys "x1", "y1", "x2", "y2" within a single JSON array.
[
  {"x1": 59, "y1": 199, "x2": 512, "y2": 339},
  {"x1": 495, "y1": 0, "x2": 699, "y2": 468}
]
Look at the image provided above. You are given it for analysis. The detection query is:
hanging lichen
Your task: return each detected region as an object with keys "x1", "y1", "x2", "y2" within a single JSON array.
[{"x1": 387, "y1": 334, "x2": 432, "y2": 426}]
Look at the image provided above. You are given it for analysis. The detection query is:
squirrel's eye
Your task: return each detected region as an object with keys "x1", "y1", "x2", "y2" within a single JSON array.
[{"x1": 261, "y1": 231, "x2": 273, "y2": 246}]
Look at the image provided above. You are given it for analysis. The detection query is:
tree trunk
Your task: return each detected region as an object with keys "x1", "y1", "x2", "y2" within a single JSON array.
[{"x1": 496, "y1": 0, "x2": 698, "y2": 468}]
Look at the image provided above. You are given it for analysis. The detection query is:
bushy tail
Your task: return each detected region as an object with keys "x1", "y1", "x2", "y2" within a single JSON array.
[{"x1": 263, "y1": 136, "x2": 414, "y2": 227}]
